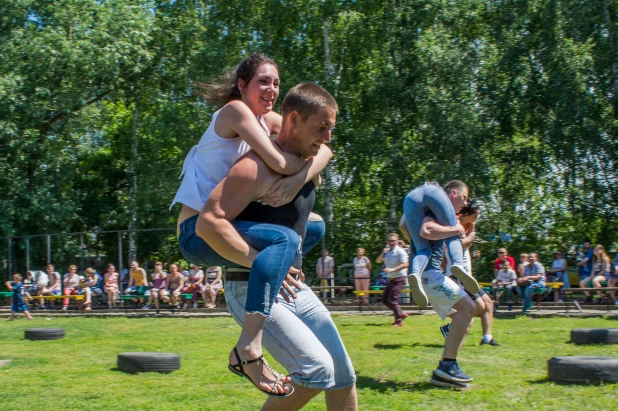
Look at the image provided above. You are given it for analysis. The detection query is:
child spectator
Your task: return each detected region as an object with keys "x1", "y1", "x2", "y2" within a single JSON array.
[
  {"x1": 353, "y1": 248, "x2": 372, "y2": 304},
  {"x1": 579, "y1": 244, "x2": 610, "y2": 304},
  {"x1": 548, "y1": 251, "x2": 568, "y2": 301},
  {"x1": 62, "y1": 265, "x2": 81, "y2": 311},
  {"x1": 82, "y1": 268, "x2": 103, "y2": 311},
  {"x1": 492, "y1": 260, "x2": 516, "y2": 307},
  {"x1": 202, "y1": 266, "x2": 223, "y2": 309},
  {"x1": 104, "y1": 264, "x2": 119, "y2": 309},
  {"x1": 37, "y1": 264, "x2": 61, "y2": 310},
  {"x1": 6, "y1": 274, "x2": 33, "y2": 321},
  {"x1": 182, "y1": 264, "x2": 204, "y2": 309}
]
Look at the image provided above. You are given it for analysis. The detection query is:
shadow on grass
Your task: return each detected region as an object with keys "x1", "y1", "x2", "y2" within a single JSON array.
[
  {"x1": 339, "y1": 323, "x2": 384, "y2": 327},
  {"x1": 374, "y1": 343, "x2": 403, "y2": 350},
  {"x1": 356, "y1": 374, "x2": 435, "y2": 393},
  {"x1": 411, "y1": 342, "x2": 444, "y2": 349},
  {"x1": 528, "y1": 377, "x2": 550, "y2": 384}
]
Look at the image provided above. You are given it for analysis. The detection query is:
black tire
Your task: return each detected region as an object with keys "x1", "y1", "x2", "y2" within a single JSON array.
[
  {"x1": 571, "y1": 328, "x2": 618, "y2": 345},
  {"x1": 117, "y1": 352, "x2": 181, "y2": 374},
  {"x1": 548, "y1": 356, "x2": 618, "y2": 385},
  {"x1": 24, "y1": 328, "x2": 65, "y2": 341}
]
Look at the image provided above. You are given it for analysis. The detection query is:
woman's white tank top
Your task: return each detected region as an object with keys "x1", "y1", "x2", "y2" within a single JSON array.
[{"x1": 171, "y1": 109, "x2": 270, "y2": 211}]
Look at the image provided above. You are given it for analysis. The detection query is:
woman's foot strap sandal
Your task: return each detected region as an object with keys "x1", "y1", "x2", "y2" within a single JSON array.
[{"x1": 228, "y1": 347, "x2": 294, "y2": 398}]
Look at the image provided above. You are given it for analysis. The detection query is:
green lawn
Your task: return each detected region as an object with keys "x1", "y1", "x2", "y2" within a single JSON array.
[{"x1": 0, "y1": 314, "x2": 616, "y2": 410}]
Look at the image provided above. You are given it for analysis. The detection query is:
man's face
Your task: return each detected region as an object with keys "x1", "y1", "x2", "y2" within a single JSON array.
[
  {"x1": 528, "y1": 254, "x2": 537, "y2": 264},
  {"x1": 322, "y1": 250, "x2": 329, "y2": 258},
  {"x1": 449, "y1": 187, "x2": 469, "y2": 213},
  {"x1": 387, "y1": 237, "x2": 398, "y2": 250},
  {"x1": 584, "y1": 242, "x2": 591, "y2": 250},
  {"x1": 291, "y1": 107, "x2": 336, "y2": 158},
  {"x1": 46, "y1": 266, "x2": 53, "y2": 275},
  {"x1": 498, "y1": 249, "x2": 507, "y2": 261}
]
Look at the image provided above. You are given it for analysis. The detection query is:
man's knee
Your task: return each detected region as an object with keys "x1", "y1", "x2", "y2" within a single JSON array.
[{"x1": 454, "y1": 296, "x2": 476, "y2": 320}]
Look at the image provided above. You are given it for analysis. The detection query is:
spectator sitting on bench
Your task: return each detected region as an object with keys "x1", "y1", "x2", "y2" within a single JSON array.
[
  {"x1": 166, "y1": 264, "x2": 184, "y2": 310},
  {"x1": 125, "y1": 260, "x2": 149, "y2": 307},
  {"x1": 579, "y1": 244, "x2": 610, "y2": 304},
  {"x1": 516, "y1": 252, "x2": 546, "y2": 313},
  {"x1": 82, "y1": 267, "x2": 103, "y2": 311},
  {"x1": 37, "y1": 264, "x2": 61, "y2": 310},
  {"x1": 609, "y1": 253, "x2": 618, "y2": 306},
  {"x1": 548, "y1": 251, "x2": 568, "y2": 302},
  {"x1": 492, "y1": 260, "x2": 516, "y2": 306},
  {"x1": 143, "y1": 262, "x2": 169, "y2": 313},
  {"x1": 202, "y1": 266, "x2": 223, "y2": 309},
  {"x1": 62, "y1": 265, "x2": 81, "y2": 311},
  {"x1": 182, "y1": 264, "x2": 204, "y2": 309},
  {"x1": 104, "y1": 263, "x2": 119, "y2": 309}
]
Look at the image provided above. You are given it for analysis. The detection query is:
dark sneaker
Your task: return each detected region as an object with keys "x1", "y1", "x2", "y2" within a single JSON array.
[
  {"x1": 480, "y1": 339, "x2": 501, "y2": 346},
  {"x1": 439, "y1": 323, "x2": 450, "y2": 339},
  {"x1": 429, "y1": 371, "x2": 470, "y2": 390},
  {"x1": 450, "y1": 265, "x2": 480, "y2": 294},
  {"x1": 408, "y1": 274, "x2": 429, "y2": 308},
  {"x1": 434, "y1": 360, "x2": 473, "y2": 383}
]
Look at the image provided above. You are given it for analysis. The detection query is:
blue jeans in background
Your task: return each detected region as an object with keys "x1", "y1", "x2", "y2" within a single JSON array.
[
  {"x1": 178, "y1": 215, "x2": 300, "y2": 316},
  {"x1": 518, "y1": 282, "x2": 546, "y2": 311},
  {"x1": 403, "y1": 183, "x2": 463, "y2": 275},
  {"x1": 304, "y1": 218, "x2": 325, "y2": 256}
]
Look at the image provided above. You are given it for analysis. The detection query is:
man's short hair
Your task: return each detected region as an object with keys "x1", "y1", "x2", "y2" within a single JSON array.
[
  {"x1": 282, "y1": 82, "x2": 338, "y2": 120},
  {"x1": 155, "y1": 262, "x2": 162, "y2": 266},
  {"x1": 443, "y1": 180, "x2": 468, "y2": 194},
  {"x1": 529, "y1": 252, "x2": 538, "y2": 258},
  {"x1": 387, "y1": 233, "x2": 399, "y2": 240},
  {"x1": 583, "y1": 238, "x2": 591, "y2": 244}
]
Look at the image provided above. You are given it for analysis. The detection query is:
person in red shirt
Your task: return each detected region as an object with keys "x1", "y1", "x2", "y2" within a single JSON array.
[{"x1": 494, "y1": 248, "x2": 516, "y2": 278}]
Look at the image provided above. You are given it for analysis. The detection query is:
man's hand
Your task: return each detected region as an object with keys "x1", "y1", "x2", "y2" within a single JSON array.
[
  {"x1": 454, "y1": 223, "x2": 466, "y2": 239},
  {"x1": 383, "y1": 268, "x2": 393, "y2": 274},
  {"x1": 277, "y1": 268, "x2": 303, "y2": 303},
  {"x1": 258, "y1": 175, "x2": 304, "y2": 207}
]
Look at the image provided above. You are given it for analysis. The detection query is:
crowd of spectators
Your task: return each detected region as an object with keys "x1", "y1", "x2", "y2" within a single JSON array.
[{"x1": 8, "y1": 261, "x2": 225, "y2": 313}]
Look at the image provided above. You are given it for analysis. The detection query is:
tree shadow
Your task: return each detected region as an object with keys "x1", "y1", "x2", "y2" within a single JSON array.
[{"x1": 356, "y1": 374, "x2": 435, "y2": 393}]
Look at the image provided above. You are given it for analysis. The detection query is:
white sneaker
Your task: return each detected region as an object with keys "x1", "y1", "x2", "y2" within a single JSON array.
[
  {"x1": 408, "y1": 273, "x2": 429, "y2": 308},
  {"x1": 182, "y1": 302, "x2": 189, "y2": 309},
  {"x1": 192, "y1": 303, "x2": 199, "y2": 309},
  {"x1": 141, "y1": 305, "x2": 150, "y2": 310},
  {"x1": 450, "y1": 264, "x2": 480, "y2": 293}
]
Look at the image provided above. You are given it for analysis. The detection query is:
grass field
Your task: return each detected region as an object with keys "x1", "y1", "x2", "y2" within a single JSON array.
[{"x1": 0, "y1": 314, "x2": 616, "y2": 410}]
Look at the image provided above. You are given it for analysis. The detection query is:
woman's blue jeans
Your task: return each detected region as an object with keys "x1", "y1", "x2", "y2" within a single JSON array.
[
  {"x1": 403, "y1": 183, "x2": 463, "y2": 275},
  {"x1": 178, "y1": 216, "x2": 324, "y2": 316}
]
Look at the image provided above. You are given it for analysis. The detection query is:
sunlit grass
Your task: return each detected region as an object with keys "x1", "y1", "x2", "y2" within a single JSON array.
[{"x1": 0, "y1": 315, "x2": 616, "y2": 410}]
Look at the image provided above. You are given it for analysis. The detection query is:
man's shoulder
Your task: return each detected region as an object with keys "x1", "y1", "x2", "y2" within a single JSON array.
[{"x1": 230, "y1": 153, "x2": 280, "y2": 183}]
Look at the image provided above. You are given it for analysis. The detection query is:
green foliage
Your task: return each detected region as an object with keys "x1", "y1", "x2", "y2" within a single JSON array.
[{"x1": 1, "y1": 1, "x2": 617, "y2": 276}]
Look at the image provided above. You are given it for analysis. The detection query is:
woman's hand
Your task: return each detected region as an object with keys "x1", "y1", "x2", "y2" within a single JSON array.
[{"x1": 258, "y1": 175, "x2": 304, "y2": 207}]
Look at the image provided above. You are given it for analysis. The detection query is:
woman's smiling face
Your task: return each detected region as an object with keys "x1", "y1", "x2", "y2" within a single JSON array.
[{"x1": 239, "y1": 63, "x2": 280, "y2": 117}]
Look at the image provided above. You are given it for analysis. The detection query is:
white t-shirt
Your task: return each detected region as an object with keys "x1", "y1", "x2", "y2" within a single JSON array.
[
  {"x1": 353, "y1": 256, "x2": 371, "y2": 278},
  {"x1": 383, "y1": 246, "x2": 409, "y2": 278},
  {"x1": 496, "y1": 269, "x2": 517, "y2": 285},
  {"x1": 551, "y1": 258, "x2": 566, "y2": 272},
  {"x1": 316, "y1": 256, "x2": 335, "y2": 279}
]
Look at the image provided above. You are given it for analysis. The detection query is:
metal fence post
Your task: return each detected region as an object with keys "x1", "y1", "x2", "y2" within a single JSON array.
[
  {"x1": 26, "y1": 237, "x2": 30, "y2": 273},
  {"x1": 8, "y1": 237, "x2": 13, "y2": 278},
  {"x1": 118, "y1": 232, "x2": 123, "y2": 294},
  {"x1": 80, "y1": 234, "x2": 85, "y2": 272},
  {"x1": 46, "y1": 235, "x2": 51, "y2": 264}
]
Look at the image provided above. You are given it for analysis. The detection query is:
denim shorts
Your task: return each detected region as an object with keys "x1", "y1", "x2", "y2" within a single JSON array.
[{"x1": 225, "y1": 280, "x2": 356, "y2": 390}]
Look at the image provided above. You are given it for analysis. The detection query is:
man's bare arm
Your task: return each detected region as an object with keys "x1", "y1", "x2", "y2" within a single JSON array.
[
  {"x1": 196, "y1": 156, "x2": 276, "y2": 268},
  {"x1": 420, "y1": 216, "x2": 465, "y2": 241}
]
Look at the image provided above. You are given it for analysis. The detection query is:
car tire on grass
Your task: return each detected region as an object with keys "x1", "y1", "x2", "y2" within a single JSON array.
[
  {"x1": 117, "y1": 352, "x2": 181, "y2": 374},
  {"x1": 25, "y1": 328, "x2": 65, "y2": 341},
  {"x1": 548, "y1": 356, "x2": 618, "y2": 385},
  {"x1": 571, "y1": 328, "x2": 618, "y2": 345}
]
